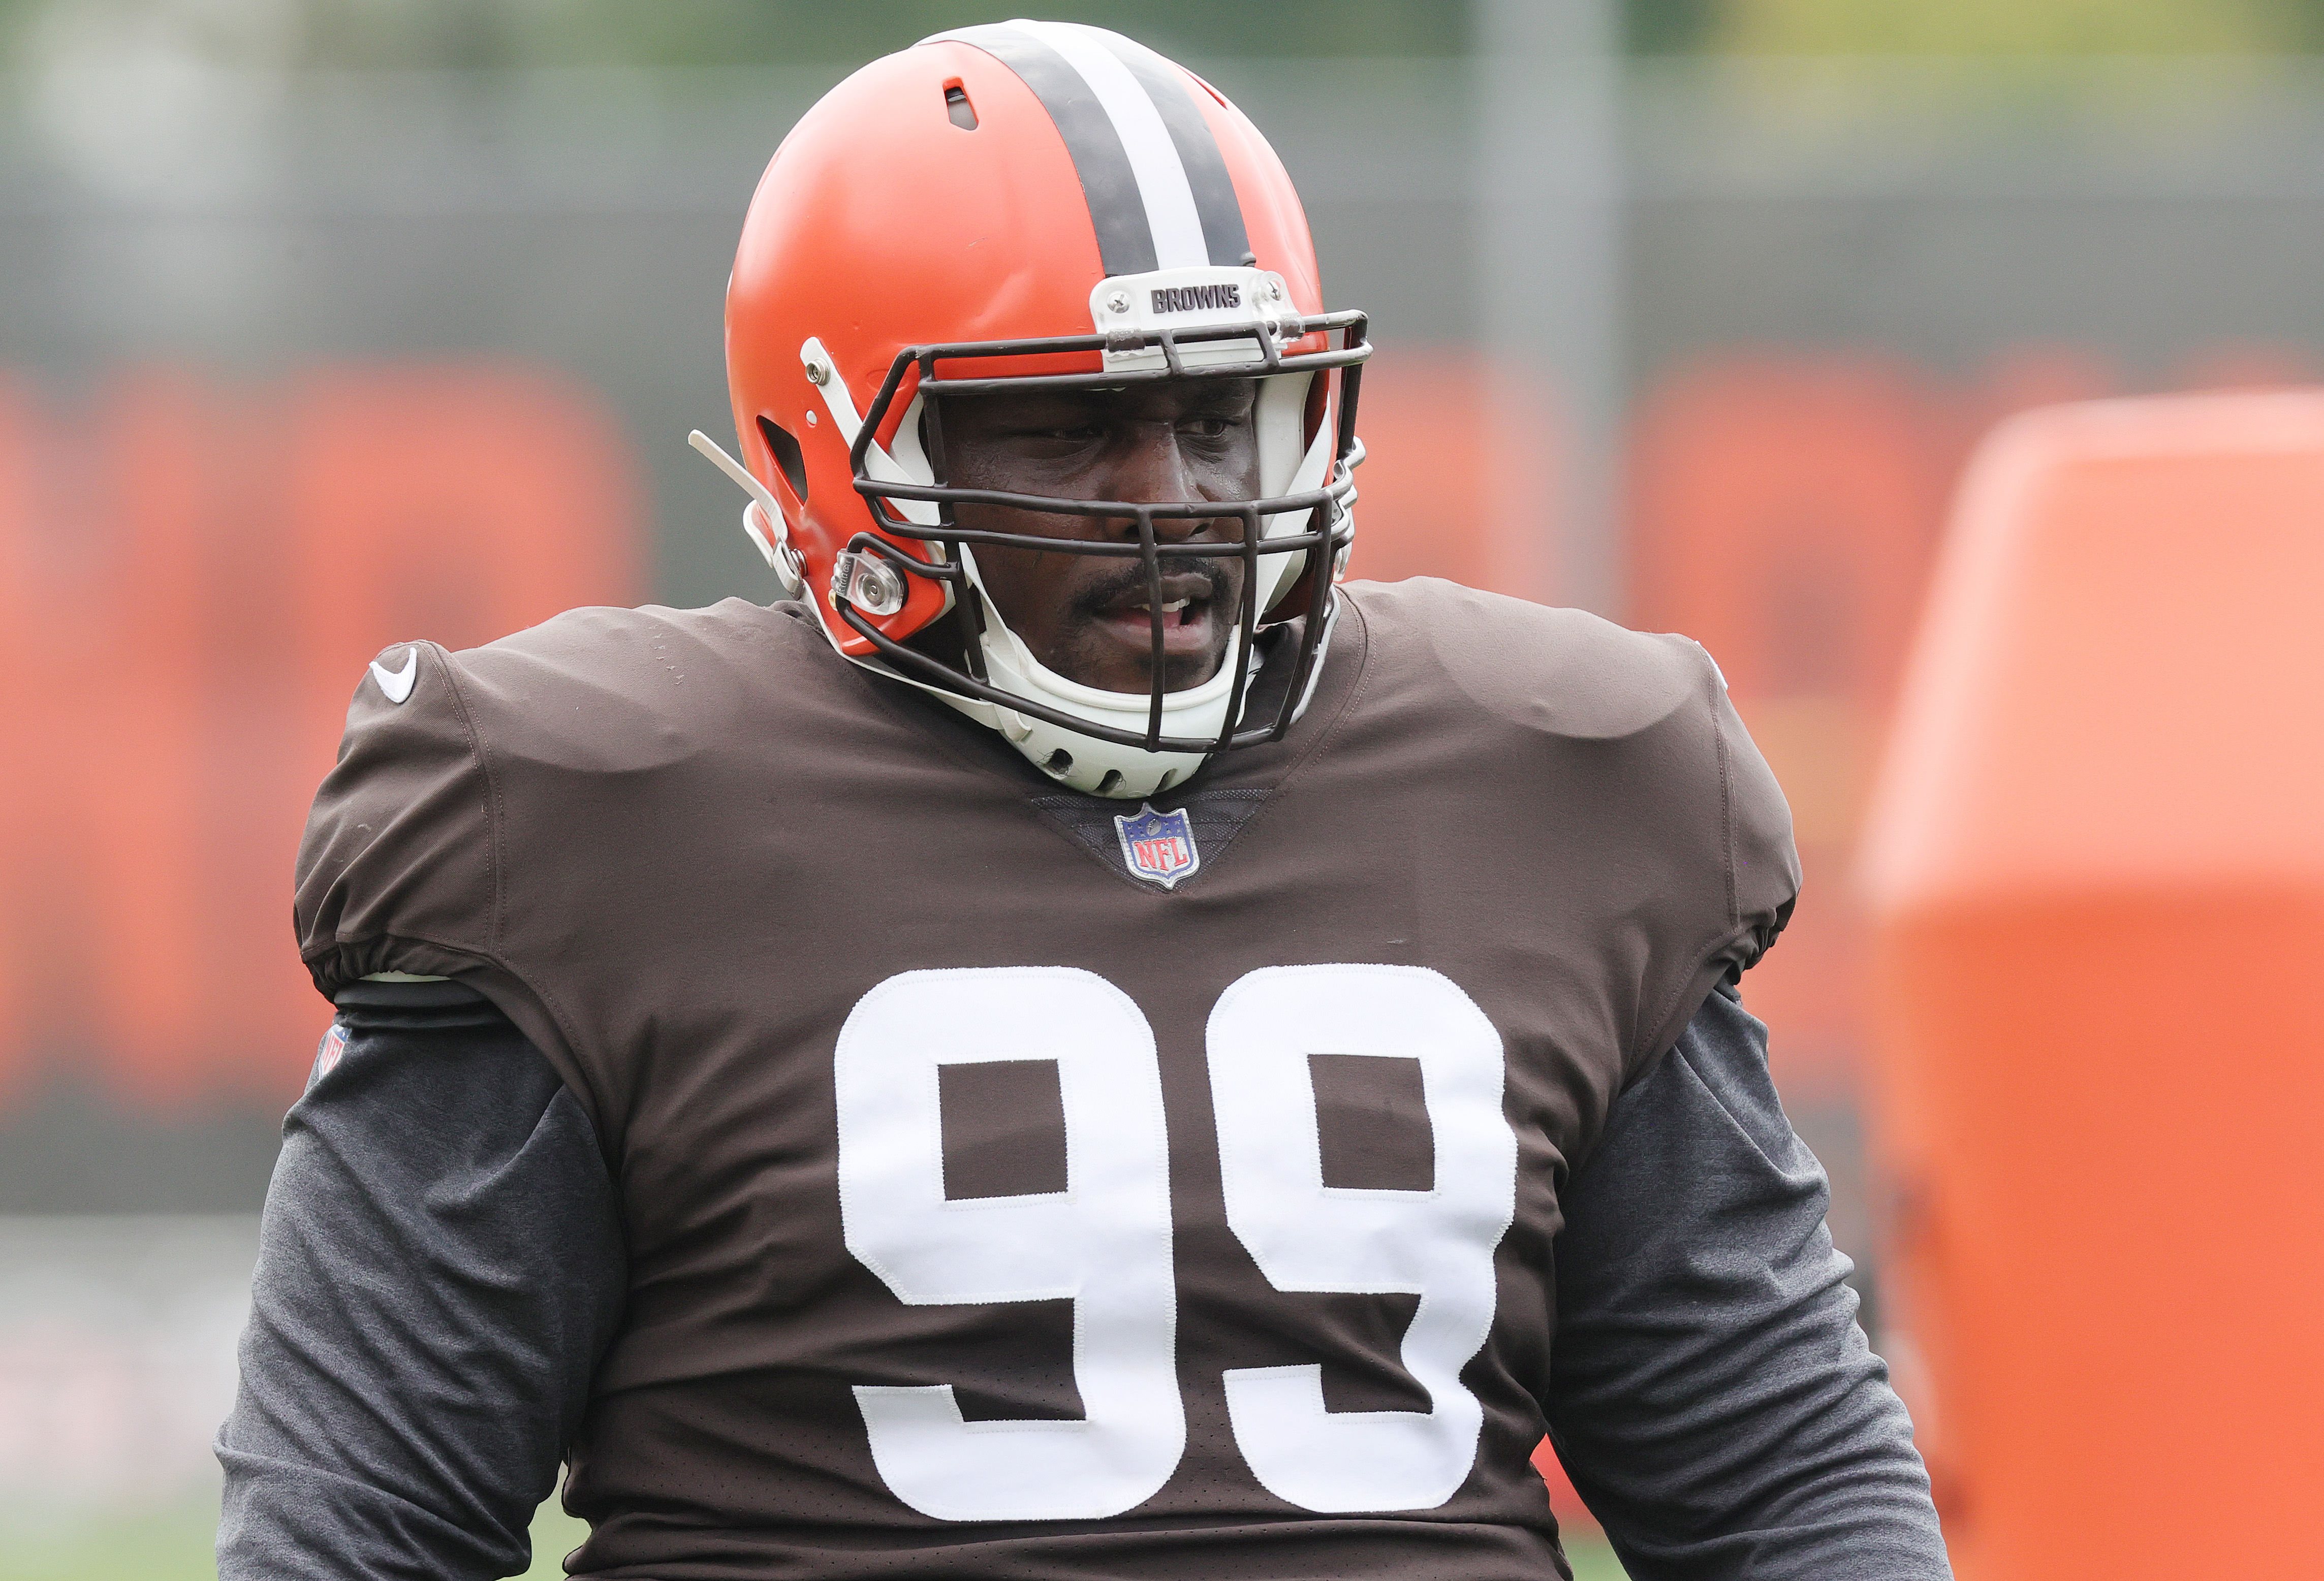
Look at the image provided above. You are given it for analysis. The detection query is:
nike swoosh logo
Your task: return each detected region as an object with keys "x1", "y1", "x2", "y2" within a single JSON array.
[{"x1": 369, "y1": 647, "x2": 419, "y2": 705}]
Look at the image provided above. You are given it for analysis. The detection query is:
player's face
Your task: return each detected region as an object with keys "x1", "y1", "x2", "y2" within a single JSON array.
[{"x1": 935, "y1": 378, "x2": 1261, "y2": 693}]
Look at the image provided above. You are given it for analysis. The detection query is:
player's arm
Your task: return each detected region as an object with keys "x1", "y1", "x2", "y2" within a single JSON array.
[
  {"x1": 215, "y1": 979, "x2": 624, "y2": 1581},
  {"x1": 1544, "y1": 983, "x2": 1952, "y2": 1581}
]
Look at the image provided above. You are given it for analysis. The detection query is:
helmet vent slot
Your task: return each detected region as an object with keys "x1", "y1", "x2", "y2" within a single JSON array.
[
  {"x1": 1094, "y1": 770, "x2": 1123, "y2": 796},
  {"x1": 1043, "y1": 749, "x2": 1074, "y2": 776},
  {"x1": 757, "y1": 415, "x2": 810, "y2": 504},
  {"x1": 944, "y1": 80, "x2": 978, "y2": 131}
]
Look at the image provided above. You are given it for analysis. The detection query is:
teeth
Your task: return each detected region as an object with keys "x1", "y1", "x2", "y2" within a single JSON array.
[{"x1": 1127, "y1": 598, "x2": 1192, "y2": 614}]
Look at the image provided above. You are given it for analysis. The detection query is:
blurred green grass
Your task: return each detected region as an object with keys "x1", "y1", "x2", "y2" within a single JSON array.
[
  {"x1": 520, "y1": 1505, "x2": 592, "y2": 1577},
  {"x1": 1567, "y1": 1536, "x2": 1632, "y2": 1580},
  {"x1": 0, "y1": 1500, "x2": 1629, "y2": 1579}
]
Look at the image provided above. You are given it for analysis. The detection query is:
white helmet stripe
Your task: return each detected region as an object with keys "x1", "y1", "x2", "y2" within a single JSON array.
[{"x1": 1003, "y1": 20, "x2": 1210, "y2": 272}]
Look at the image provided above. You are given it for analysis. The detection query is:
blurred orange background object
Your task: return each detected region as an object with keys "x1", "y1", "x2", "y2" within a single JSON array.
[
  {"x1": 0, "y1": 364, "x2": 638, "y2": 1113},
  {"x1": 1860, "y1": 391, "x2": 2324, "y2": 1580}
]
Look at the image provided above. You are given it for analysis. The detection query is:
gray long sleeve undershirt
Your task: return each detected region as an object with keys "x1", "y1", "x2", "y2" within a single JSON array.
[
  {"x1": 1547, "y1": 985, "x2": 1948, "y2": 1578},
  {"x1": 217, "y1": 981, "x2": 1949, "y2": 1580},
  {"x1": 216, "y1": 981, "x2": 624, "y2": 1580}
]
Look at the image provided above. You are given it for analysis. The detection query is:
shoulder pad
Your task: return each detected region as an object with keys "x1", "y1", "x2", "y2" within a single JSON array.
[
  {"x1": 1349, "y1": 576, "x2": 1705, "y2": 741},
  {"x1": 296, "y1": 639, "x2": 494, "y2": 998}
]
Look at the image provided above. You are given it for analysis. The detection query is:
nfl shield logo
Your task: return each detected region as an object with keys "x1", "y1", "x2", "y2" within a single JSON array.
[{"x1": 1114, "y1": 804, "x2": 1201, "y2": 890}]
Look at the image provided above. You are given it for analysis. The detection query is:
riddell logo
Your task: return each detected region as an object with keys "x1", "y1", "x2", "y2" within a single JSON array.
[{"x1": 1150, "y1": 283, "x2": 1241, "y2": 314}]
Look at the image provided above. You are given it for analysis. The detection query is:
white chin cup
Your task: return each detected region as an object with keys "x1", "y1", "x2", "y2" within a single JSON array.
[{"x1": 929, "y1": 549, "x2": 1250, "y2": 799}]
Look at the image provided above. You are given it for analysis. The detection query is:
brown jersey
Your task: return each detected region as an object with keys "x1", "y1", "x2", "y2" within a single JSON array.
[{"x1": 294, "y1": 577, "x2": 1797, "y2": 1581}]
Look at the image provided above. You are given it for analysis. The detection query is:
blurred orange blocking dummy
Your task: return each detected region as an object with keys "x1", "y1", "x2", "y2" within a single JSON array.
[{"x1": 1861, "y1": 392, "x2": 2324, "y2": 1581}]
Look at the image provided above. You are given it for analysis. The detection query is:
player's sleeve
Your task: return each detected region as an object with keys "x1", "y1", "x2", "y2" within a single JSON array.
[
  {"x1": 297, "y1": 640, "x2": 513, "y2": 997},
  {"x1": 1706, "y1": 666, "x2": 1798, "y2": 980},
  {"x1": 1624, "y1": 640, "x2": 1800, "y2": 1080},
  {"x1": 215, "y1": 980, "x2": 624, "y2": 1581},
  {"x1": 1545, "y1": 985, "x2": 1952, "y2": 1581},
  {"x1": 296, "y1": 640, "x2": 587, "y2": 1118}
]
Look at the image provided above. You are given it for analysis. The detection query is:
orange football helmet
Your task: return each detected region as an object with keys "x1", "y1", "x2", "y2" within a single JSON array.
[{"x1": 696, "y1": 19, "x2": 1368, "y2": 798}]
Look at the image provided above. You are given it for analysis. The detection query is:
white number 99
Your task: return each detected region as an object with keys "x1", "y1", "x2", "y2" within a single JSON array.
[{"x1": 834, "y1": 963, "x2": 1516, "y2": 1521}]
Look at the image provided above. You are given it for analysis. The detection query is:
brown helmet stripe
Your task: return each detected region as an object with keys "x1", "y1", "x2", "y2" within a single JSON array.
[{"x1": 929, "y1": 22, "x2": 1160, "y2": 277}]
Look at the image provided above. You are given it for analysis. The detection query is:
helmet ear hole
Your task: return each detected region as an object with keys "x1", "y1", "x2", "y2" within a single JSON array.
[{"x1": 757, "y1": 415, "x2": 811, "y2": 504}]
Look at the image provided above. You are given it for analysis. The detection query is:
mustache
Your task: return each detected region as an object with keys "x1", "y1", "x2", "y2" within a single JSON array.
[{"x1": 1068, "y1": 554, "x2": 1236, "y2": 619}]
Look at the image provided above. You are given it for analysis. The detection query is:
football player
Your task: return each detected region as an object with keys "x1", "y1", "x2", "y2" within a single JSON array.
[{"x1": 219, "y1": 22, "x2": 1951, "y2": 1581}]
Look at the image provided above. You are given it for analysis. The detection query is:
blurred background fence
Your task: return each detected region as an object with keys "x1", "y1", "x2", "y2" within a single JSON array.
[{"x1": 6, "y1": 0, "x2": 2324, "y2": 1566}]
